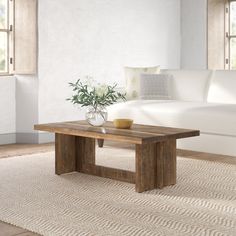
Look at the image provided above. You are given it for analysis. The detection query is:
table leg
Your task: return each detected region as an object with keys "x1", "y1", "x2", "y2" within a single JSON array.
[
  {"x1": 135, "y1": 142, "x2": 157, "y2": 193},
  {"x1": 156, "y1": 139, "x2": 176, "y2": 188},
  {"x1": 76, "y1": 136, "x2": 95, "y2": 171},
  {"x1": 135, "y1": 139, "x2": 176, "y2": 193},
  {"x1": 55, "y1": 133, "x2": 77, "y2": 175},
  {"x1": 55, "y1": 133, "x2": 95, "y2": 175}
]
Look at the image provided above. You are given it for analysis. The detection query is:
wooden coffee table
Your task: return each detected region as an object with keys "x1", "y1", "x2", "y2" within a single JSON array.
[{"x1": 34, "y1": 121, "x2": 199, "y2": 193}]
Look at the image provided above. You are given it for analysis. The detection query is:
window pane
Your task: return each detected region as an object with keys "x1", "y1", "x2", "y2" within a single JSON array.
[
  {"x1": 0, "y1": 0, "x2": 7, "y2": 29},
  {"x1": 230, "y1": 38, "x2": 236, "y2": 70},
  {"x1": 0, "y1": 32, "x2": 7, "y2": 72}
]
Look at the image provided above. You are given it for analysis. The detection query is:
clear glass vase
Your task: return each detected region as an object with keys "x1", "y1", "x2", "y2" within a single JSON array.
[{"x1": 85, "y1": 106, "x2": 108, "y2": 127}]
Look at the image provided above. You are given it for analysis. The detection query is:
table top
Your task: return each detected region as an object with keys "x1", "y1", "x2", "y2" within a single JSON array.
[{"x1": 34, "y1": 120, "x2": 200, "y2": 144}]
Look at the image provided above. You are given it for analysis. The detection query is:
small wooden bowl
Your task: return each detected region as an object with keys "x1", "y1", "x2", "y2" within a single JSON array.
[{"x1": 113, "y1": 119, "x2": 133, "y2": 129}]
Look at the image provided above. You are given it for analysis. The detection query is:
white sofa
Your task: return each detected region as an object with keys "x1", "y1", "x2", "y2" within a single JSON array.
[{"x1": 108, "y1": 70, "x2": 236, "y2": 157}]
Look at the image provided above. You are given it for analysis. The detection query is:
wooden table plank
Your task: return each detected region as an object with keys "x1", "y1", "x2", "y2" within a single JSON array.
[
  {"x1": 34, "y1": 121, "x2": 200, "y2": 144},
  {"x1": 73, "y1": 120, "x2": 199, "y2": 137}
]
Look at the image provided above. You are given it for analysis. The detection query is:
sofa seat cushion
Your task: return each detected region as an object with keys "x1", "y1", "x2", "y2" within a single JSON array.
[{"x1": 108, "y1": 100, "x2": 236, "y2": 136}]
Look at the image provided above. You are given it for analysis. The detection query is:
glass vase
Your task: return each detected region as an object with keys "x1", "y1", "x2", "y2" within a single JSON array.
[{"x1": 85, "y1": 106, "x2": 108, "y2": 127}]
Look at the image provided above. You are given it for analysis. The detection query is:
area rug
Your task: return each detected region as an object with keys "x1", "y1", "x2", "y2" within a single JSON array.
[{"x1": 0, "y1": 146, "x2": 235, "y2": 236}]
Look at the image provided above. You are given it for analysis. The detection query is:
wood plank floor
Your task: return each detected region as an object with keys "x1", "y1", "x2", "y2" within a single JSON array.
[
  {"x1": 0, "y1": 142, "x2": 235, "y2": 236},
  {"x1": 0, "y1": 221, "x2": 39, "y2": 236},
  {"x1": 0, "y1": 143, "x2": 54, "y2": 159}
]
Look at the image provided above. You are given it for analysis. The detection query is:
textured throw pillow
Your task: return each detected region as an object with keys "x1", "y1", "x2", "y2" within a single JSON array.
[
  {"x1": 139, "y1": 74, "x2": 172, "y2": 100},
  {"x1": 125, "y1": 66, "x2": 160, "y2": 100}
]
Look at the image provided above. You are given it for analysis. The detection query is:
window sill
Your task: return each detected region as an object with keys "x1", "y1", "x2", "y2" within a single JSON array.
[{"x1": 0, "y1": 74, "x2": 14, "y2": 77}]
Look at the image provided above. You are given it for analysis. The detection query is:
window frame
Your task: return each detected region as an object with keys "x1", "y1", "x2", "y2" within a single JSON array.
[
  {"x1": 225, "y1": 0, "x2": 236, "y2": 69},
  {"x1": 0, "y1": 0, "x2": 37, "y2": 76},
  {"x1": 0, "y1": 0, "x2": 10, "y2": 75}
]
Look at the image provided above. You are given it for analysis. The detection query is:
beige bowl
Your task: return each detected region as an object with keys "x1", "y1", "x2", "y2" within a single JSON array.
[{"x1": 113, "y1": 119, "x2": 133, "y2": 129}]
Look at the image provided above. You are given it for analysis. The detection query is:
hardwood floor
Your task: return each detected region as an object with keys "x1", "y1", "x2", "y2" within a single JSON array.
[
  {"x1": 177, "y1": 148, "x2": 236, "y2": 165},
  {"x1": 0, "y1": 221, "x2": 39, "y2": 236},
  {"x1": 0, "y1": 142, "x2": 235, "y2": 235},
  {"x1": 0, "y1": 143, "x2": 54, "y2": 159}
]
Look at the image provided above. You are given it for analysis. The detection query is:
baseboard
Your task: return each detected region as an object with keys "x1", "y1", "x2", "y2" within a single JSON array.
[
  {"x1": 38, "y1": 133, "x2": 54, "y2": 144},
  {"x1": 16, "y1": 133, "x2": 39, "y2": 144},
  {"x1": 0, "y1": 133, "x2": 16, "y2": 145},
  {"x1": 0, "y1": 132, "x2": 55, "y2": 145},
  {"x1": 15, "y1": 132, "x2": 55, "y2": 144}
]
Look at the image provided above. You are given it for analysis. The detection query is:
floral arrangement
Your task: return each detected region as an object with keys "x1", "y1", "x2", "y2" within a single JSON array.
[
  {"x1": 67, "y1": 77, "x2": 126, "y2": 110},
  {"x1": 67, "y1": 77, "x2": 126, "y2": 126}
]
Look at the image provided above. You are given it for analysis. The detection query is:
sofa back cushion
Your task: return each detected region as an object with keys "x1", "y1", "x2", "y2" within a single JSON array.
[
  {"x1": 207, "y1": 70, "x2": 236, "y2": 104},
  {"x1": 125, "y1": 66, "x2": 160, "y2": 100},
  {"x1": 162, "y1": 70, "x2": 212, "y2": 102}
]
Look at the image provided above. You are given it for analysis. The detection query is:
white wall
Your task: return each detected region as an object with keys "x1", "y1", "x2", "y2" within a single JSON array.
[
  {"x1": 38, "y1": 0, "x2": 181, "y2": 124},
  {"x1": 181, "y1": 0, "x2": 207, "y2": 69},
  {"x1": 0, "y1": 75, "x2": 39, "y2": 144},
  {"x1": 15, "y1": 75, "x2": 39, "y2": 143},
  {"x1": 0, "y1": 77, "x2": 16, "y2": 144}
]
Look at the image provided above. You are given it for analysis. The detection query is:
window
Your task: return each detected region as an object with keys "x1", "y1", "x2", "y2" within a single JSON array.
[
  {"x1": 228, "y1": 0, "x2": 236, "y2": 69},
  {"x1": 0, "y1": 0, "x2": 37, "y2": 76},
  {"x1": 208, "y1": 0, "x2": 236, "y2": 70},
  {"x1": 225, "y1": 0, "x2": 236, "y2": 70},
  {"x1": 0, "y1": 0, "x2": 10, "y2": 74},
  {"x1": 208, "y1": 0, "x2": 226, "y2": 70}
]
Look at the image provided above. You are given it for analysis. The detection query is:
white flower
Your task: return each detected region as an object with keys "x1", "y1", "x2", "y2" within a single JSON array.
[{"x1": 95, "y1": 84, "x2": 108, "y2": 97}]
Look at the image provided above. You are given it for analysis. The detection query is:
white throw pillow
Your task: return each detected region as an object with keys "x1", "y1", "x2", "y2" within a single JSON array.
[
  {"x1": 125, "y1": 66, "x2": 160, "y2": 100},
  {"x1": 207, "y1": 70, "x2": 236, "y2": 104},
  {"x1": 140, "y1": 74, "x2": 172, "y2": 100}
]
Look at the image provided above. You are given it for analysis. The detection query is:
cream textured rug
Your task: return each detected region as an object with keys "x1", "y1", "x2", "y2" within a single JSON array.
[{"x1": 0, "y1": 146, "x2": 235, "y2": 236}]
